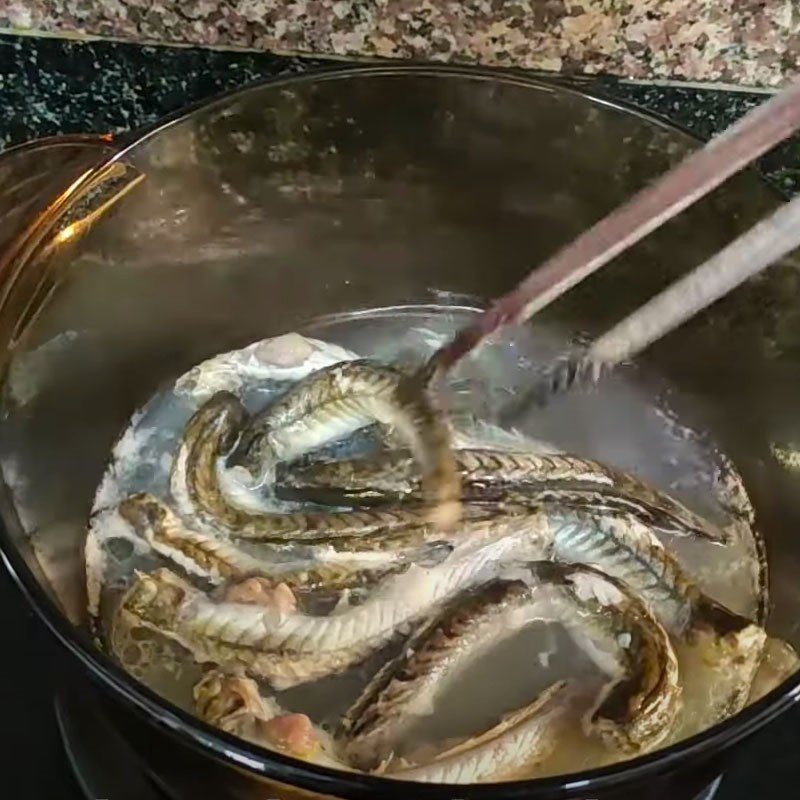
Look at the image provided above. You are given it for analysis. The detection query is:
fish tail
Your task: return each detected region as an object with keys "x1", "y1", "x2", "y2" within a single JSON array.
[{"x1": 691, "y1": 594, "x2": 754, "y2": 638}]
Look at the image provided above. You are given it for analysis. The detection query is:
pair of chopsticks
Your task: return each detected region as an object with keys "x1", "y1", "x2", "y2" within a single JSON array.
[{"x1": 422, "y1": 77, "x2": 800, "y2": 418}]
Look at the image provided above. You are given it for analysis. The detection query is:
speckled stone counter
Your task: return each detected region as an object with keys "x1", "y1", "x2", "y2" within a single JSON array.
[
  {"x1": 2, "y1": 1, "x2": 798, "y2": 89},
  {"x1": 1, "y1": 33, "x2": 798, "y2": 195}
]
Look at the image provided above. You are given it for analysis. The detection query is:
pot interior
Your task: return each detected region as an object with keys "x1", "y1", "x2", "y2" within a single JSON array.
[{"x1": 1, "y1": 68, "x2": 799, "y2": 789}]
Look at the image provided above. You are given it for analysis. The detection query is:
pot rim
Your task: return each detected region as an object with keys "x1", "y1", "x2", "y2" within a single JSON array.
[{"x1": 1, "y1": 63, "x2": 796, "y2": 799}]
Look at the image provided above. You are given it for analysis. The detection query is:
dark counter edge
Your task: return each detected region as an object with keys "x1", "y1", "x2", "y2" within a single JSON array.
[{"x1": 0, "y1": 33, "x2": 798, "y2": 195}]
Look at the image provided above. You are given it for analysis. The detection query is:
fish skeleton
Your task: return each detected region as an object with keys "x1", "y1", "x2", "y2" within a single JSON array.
[
  {"x1": 118, "y1": 492, "x2": 436, "y2": 592},
  {"x1": 278, "y1": 448, "x2": 725, "y2": 542},
  {"x1": 194, "y1": 668, "x2": 568, "y2": 783},
  {"x1": 542, "y1": 506, "x2": 766, "y2": 715},
  {"x1": 227, "y1": 359, "x2": 461, "y2": 528},
  {"x1": 380, "y1": 681, "x2": 571, "y2": 783},
  {"x1": 342, "y1": 562, "x2": 680, "y2": 769},
  {"x1": 116, "y1": 527, "x2": 542, "y2": 690},
  {"x1": 170, "y1": 392, "x2": 478, "y2": 549}
]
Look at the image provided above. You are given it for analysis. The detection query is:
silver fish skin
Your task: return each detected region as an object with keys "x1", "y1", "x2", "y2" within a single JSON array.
[
  {"x1": 170, "y1": 392, "x2": 472, "y2": 549},
  {"x1": 228, "y1": 360, "x2": 461, "y2": 528},
  {"x1": 278, "y1": 448, "x2": 725, "y2": 542},
  {"x1": 342, "y1": 562, "x2": 680, "y2": 768}
]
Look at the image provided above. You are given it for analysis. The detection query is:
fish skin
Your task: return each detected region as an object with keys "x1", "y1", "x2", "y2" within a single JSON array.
[
  {"x1": 340, "y1": 578, "x2": 534, "y2": 770},
  {"x1": 278, "y1": 448, "x2": 725, "y2": 543},
  {"x1": 504, "y1": 486, "x2": 724, "y2": 548},
  {"x1": 119, "y1": 491, "x2": 265, "y2": 583},
  {"x1": 119, "y1": 492, "x2": 418, "y2": 592},
  {"x1": 227, "y1": 360, "x2": 461, "y2": 528},
  {"x1": 170, "y1": 392, "x2": 475, "y2": 549},
  {"x1": 552, "y1": 563, "x2": 681, "y2": 754},
  {"x1": 342, "y1": 562, "x2": 680, "y2": 769}
]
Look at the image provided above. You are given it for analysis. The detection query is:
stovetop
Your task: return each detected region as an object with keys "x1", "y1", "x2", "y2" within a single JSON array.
[{"x1": 2, "y1": 31, "x2": 800, "y2": 800}]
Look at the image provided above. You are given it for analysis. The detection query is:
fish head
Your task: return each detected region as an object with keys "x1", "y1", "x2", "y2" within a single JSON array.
[
  {"x1": 194, "y1": 668, "x2": 264, "y2": 725},
  {"x1": 185, "y1": 391, "x2": 247, "y2": 457},
  {"x1": 226, "y1": 420, "x2": 276, "y2": 481},
  {"x1": 120, "y1": 568, "x2": 192, "y2": 628},
  {"x1": 691, "y1": 595, "x2": 766, "y2": 656},
  {"x1": 686, "y1": 622, "x2": 767, "y2": 720},
  {"x1": 693, "y1": 621, "x2": 767, "y2": 671},
  {"x1": 117, "y1": 492, "x2": 171, "y2": 536}
]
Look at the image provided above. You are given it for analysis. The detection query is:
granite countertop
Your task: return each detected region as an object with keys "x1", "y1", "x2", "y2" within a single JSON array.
[
  {"x1": 2, "y1": 1, "x2": 799, "y2": 89},
  {"x1": 1, "y1": 30, "x2": 800, "y2": 800},
  {"x1": 1, "y1": 33, "x2": 798, "y2": 194}
]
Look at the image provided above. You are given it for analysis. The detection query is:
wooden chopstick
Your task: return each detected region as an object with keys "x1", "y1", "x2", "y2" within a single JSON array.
[{"x1": 423, "y1": 76, "x2": 800, "y2": 383}]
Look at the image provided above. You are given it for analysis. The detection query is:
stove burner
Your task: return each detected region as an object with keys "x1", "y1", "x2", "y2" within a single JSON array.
[
  {"x1": 55, "y1": 692, "x2": 170, "y2": 800},
  {"x1": 55, "y1": 689, "x2": 723, "y2": 800},
  {"x1": 697, "y1": 778, "x2": 723, "y2": 800}
]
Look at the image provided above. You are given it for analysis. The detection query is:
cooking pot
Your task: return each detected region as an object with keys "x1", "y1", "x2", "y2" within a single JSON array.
[{"x1": 0, "y1": 65, "x2": 798, "y2": 800}]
